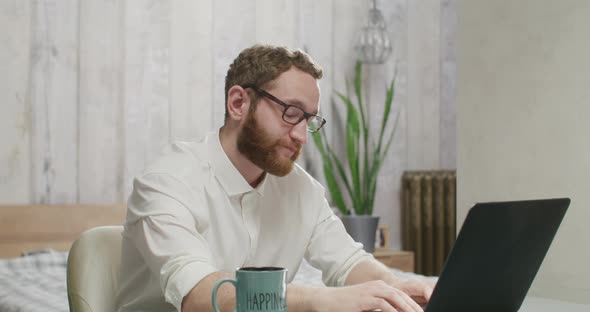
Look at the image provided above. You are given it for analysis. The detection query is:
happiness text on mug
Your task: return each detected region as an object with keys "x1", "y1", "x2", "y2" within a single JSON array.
[{"x1": 245, "y1": 291, "x2": 286, "y2": 311}]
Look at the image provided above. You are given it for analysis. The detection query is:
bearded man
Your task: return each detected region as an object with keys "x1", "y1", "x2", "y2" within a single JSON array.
[{"x1": 116, "y1": 44, "x2": 434, "y2": 312}]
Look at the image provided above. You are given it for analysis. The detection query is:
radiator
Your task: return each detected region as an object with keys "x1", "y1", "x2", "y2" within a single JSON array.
[{"x1": 401, "y1": 170, "x2": 456, "y2": 276}]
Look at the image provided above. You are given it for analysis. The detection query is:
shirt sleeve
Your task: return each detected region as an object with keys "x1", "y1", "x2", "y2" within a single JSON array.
[
  {"x1": 124, "y1": 172, "x2": 217, "y2": 312},
  {"x1": 304, "y1": 197, "x2": 373, "y2": 287}
]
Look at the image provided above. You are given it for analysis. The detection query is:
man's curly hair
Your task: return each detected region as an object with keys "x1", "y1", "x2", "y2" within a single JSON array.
[{"x1": 224, "y1": 44, "x2": 323, "y2": 120}]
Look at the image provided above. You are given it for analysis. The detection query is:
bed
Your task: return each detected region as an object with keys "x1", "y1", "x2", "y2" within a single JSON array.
[
  {"x1": 0, "y1": 204, "x2": 126, "y2": 312},
  {"x1": 0, "y1": 204, "x2": 428, "y2": 312},
  {"x1": 0, "y1": 204, "x2": 127, "y2": 258}
]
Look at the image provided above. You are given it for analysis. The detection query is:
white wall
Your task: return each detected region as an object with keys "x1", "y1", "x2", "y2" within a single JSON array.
[
  {"x1": 0, "y1": 0, "x2": 456, "y2": 250},
  {"x1": 457, "y1": 0, "x2": 590, "y2": 303}
]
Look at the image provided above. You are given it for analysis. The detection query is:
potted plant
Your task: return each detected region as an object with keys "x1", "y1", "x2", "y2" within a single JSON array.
[{"x1": 312, "y1": 60, "x2": 399, "y2": 253}]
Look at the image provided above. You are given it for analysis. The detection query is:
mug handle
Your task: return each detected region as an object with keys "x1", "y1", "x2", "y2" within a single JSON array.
[{"x1": 212, "y1": 278, "x2": 237, "y2": 312}]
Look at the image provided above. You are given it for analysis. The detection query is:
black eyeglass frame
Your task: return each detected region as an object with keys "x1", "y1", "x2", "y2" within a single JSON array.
[{"x1": 242, "y1": 84, "x2": 327, "y2": 133}]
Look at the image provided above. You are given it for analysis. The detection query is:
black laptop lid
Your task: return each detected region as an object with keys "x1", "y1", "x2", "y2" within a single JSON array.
[{"x1": 425, "y1": 198, "x2": 569, "y2": 312}]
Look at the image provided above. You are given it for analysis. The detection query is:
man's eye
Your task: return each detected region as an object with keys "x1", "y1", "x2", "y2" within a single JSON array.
[
  {"x1": 285, "y1": 112, "x2": 299, "y2": 118},
  {"x1": 284, "y1": 107, "x2": 301, "y2": 118}
]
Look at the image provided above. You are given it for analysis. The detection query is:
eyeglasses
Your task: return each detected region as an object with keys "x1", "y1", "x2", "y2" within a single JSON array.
[{"x1": 242, "y1": 84, "x2": 327, "y2": 133}]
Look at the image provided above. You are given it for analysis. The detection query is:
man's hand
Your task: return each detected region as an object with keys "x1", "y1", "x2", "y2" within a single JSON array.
[
  {"x1": 310, "y1": 280, "x2": 424, "y2": 312},
  {"x1": 344, "y1": 258, "x2": 437, "y2": 310},
  {"x1": 390, "y1": 277, "x2": 436, "y2": 308}
]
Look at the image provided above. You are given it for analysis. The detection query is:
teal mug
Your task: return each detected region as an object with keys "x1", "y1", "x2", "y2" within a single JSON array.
[{"x1": 212, "y1": 267, "x2": 288, "y2": 312}]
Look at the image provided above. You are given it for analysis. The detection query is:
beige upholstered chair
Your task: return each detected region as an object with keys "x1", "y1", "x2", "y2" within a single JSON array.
[{"x1": 67, "y1": 226, "x2": 123, "y2": 312}]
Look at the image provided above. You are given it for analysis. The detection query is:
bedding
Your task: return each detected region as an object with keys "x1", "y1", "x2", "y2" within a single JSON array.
[
  {"x1": 0, "y1": 250, "x2": 430, "y2": 312},
  {"x1": 0, "y1": 250, "x2": 68, "y2": 312}
]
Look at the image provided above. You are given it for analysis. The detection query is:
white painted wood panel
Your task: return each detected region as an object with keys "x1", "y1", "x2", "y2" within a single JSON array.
[
  {"x1": 372, "y1": 0, "x2": 409, "y2": 250},
  {"x1": 123, "y1": 0, "x2": 172, "y2": 196},
  {"x1": 296, "y1": 0, "x2": 333, "y2": 179},
  {"x1": 255, "y1": 0, "x2": 296, "y2": 47},
  {"x1": 211, "y1": 0, "x2": 256, "y2": 129},
  {"x1": 78, "y1": 0, "x2": 124, "y2": 202},
  {"x1": 332, "y1": 0, "x2": 365, "y2": 105},
  {"x1": 170, "y1": 0, "x2": 213, "y2": 141},
  {"x1": 440, "y1": 0, "x2": 457, "y2": 170},
  {"x1": 29, "y1": 0, "x2": 79, "y2": 204},
  {"x1": 0, "y1": 0, "x2": 31, "y2": 203},
  {"x1": 0, "y1": 1, "x2": 456, "y2": 244},
  {"x1": 330, "y1": 0, "x2": 366, "y2": 168},
  {"x1": 407, "y1": 0, "x2": 441, "y2": 170}
]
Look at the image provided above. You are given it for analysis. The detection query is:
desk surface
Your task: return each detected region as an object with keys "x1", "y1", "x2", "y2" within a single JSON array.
[{"x1": 520, "y1": 297, "x2": 590, "y2": 311}]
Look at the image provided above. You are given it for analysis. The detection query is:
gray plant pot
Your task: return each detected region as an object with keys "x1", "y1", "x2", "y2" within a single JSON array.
[{"x1": 340, "y1": 215, "x2": 380, "y2": 254}]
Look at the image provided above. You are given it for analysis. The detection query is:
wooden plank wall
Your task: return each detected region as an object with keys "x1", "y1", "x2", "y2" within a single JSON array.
[{"x1": 0, "y1": 0, "x2": 456, "y2": 250}]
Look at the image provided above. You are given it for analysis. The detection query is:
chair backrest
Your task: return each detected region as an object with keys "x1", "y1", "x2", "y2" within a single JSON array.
[{"x1": 67, "y1": 226, "x2": 123, "y2": 312}]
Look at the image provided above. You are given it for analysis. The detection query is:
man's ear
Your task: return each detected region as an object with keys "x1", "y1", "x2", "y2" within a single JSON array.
[{"x1": 226, "y1": 85, "x2": 251, "y2": 122}]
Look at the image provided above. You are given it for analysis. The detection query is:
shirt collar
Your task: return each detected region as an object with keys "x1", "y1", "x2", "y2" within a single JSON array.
[{"x1": 207, "y1": 132, "x2": 268, "y2": 197}]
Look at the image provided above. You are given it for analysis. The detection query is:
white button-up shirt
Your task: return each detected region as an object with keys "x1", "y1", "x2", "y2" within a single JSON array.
[{"x1": 116, "y1": 132, "x2": 370, "y2": 312}]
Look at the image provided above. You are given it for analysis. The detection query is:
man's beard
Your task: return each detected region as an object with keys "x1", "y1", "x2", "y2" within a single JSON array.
[{"x1": 237, "y1": 110, "x2": 301, "y2": 177}]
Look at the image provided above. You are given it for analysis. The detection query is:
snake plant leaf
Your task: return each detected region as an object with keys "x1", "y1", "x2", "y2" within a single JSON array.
[
  {"x1": 312, "y1": 132, "x2": 349, "y2": 215},
  {"x1": 323, "y1": 161, "x2": 348, "y2": 215},
  {"x1": 312, "y1": 131, "x2": 326, "y2": 156},
  {"x1": 336, "y1": 92, "x2": 360, "y2": 138},
  {"x1": 353, "y1": 61, "x2": 369, "y2": 142},
  {"x1": 346, "y1": 120, "x2": 362, "y2": 213},
  {"x1": 354, "y1": 61, "x2": 363, "y2": 120},
  {"x1": 379, "y1": 110, "x2": 400, "y2": 163},
  {"x1": 326, "y1": 143, "x2": 354, "y2": 200},
  {"x1": 313, "y1": 61, "x2": 399, "y2": 216},
  {"x1": 338, "y1": 91, "x2": 362, "y2": 212},
  {"x1": 379, "y1": 78, "x2": 395, "y2": 142}
]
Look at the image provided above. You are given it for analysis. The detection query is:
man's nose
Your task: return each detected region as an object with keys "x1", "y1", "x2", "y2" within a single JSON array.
[{"x1": 290, "y1": 119, "x2": 308, "y2": 145}]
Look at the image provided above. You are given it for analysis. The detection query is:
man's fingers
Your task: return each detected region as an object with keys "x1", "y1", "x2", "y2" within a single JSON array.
[
  {"x1": 423, "y1": 282, "x2": 435, "y2": 301},
  {"x1": 373, "y1": 287, "x2": 422, "y2": 312},
  {"x1": 411, "y1": 296, "x2": 428, "y2": 306},
  {"x1": 393, "y1": 289, "x2": 423, "y2": 312},
  {"x1": 402, "y1": 278, "x2": 435, "y2": 303},
  {"x1": 417, "y1": 279, "x2": 436, "y2": 301},
  {"x1": 368, "y1": 298, "x2": 398, "y2": 312}
]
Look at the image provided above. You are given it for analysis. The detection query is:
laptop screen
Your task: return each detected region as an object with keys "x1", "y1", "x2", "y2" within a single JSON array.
[{"x1": 425, "y1": 198, "x2": 569, "y2": 312}]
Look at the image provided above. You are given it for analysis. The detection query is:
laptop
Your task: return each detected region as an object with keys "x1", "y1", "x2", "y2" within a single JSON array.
[{"x1": 425, "y1": 198, "x2": 570, "y2": 312}]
